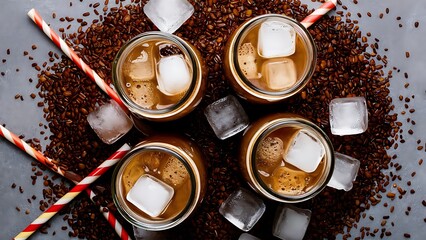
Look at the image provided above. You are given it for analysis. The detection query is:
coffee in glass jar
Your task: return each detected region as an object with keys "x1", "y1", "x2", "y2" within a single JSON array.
[
  {"x1": 113, "y1": 32, "x2": 206, "y2": 122},
  {"x1": 224, "y1": 14, "x2": 316, "y2": 104},
  {"x1": 239, "y1": 113, "x2": 334, "y2": 203},
  {"x1": 112, "y1": 135, "x2": 206, "y2": 230}
]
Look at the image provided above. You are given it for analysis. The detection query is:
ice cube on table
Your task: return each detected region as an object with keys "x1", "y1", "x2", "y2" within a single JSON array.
[
  {"x1": 204, "y1": 95, "x2": 250, "y2": 140},
  {"x1": 256, "y1": 137, "x2": 284, "y2": 174},
  {"x1": 273, "y1": 205, "x2": 311, "y2": 240},
  {"x1": 239, "y1": 233, "x2": 261, "y2": 240},
  {"x1": 238, "y1": 42, "x2": 261, "y2": 80},
  {"x1": 125, "y1": 48, "x2": 155, "y2": 82},
  {"x1": 262, "y1": 58, "x2": 297, "y2": 91},
  {"x1": 126, "y1": 174, "x2": 174, "y2": 217},
  {"x1": 219, "y1": 188, "x2": 266, "y2": 232},
  {"x1": 156, "y1": 54, "x2": 191, "y2": 96},
  {"x1": 87, "y1": 100, "x2": 133, "y2": 145},
  {"x1": 143, "y1": 0, "x2": 194, "y2": 34},
  {"x1": 327, "y1": 152, "x2": 360, "y2": 191},
  {"x1": 133, "y1": 225, "x2": 170, "y2": 240},
  {"x1": 329, "y1": 97, "x2": 368, "y2": 136},
  {"x1": 284, "y1": 130, "x2": 325, "y2": 173},
  {"x1": 258, "y1": 20, "x2": 296, "y2": 58}
]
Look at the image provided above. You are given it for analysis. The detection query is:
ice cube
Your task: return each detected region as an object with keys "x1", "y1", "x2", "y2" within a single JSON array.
[
  {"x1": 327, "y1": 152, "x2": 360, "y2": 191},
  {"x1": 284, "y1": 130, "x2": 325, "y2": 173},
  {"x1": 237, "y1": 42, "x2": 261, "y2": 80},
  {"x1": 156, "y1": 55, "x2": 191, "y2": 96},
  {"x1": 273, "y1": 205, "x2": 311, "y2": 240},
  {"x1": 239, "y1": 233, "x2": 261, "y2": 240},
  {"x1": 127, "y1": 81, "x2": 160, "y2": 109},
  {"x1": 143, "y1": 0, "x2": 194, "y2": 34},
  {"x1": 329, "y1": 97, "x2": 368, "y2": 136},
  {"x1": 125, "y1": 48, "x2": 155, "y2": 82},
  {"x1": 271, "y1": 167, "x2": 310, "y2": 195},
  {"x1": 87, "y1": 100, "x2": 133, "y2": 145},
  {"x1": 137, "y1": 151, "x2": 162, "y2": 171},
  {"x1": 262, "y1": 58, "x2": 297, "y2": 91},
  {"x1": 204, "y1": 95, "x2": 250, "y2": 140},
  {"x1": 126, "y1": 174, "x2": 174, "y2": 217},
  {"x1": 161, "y1": 155, "x2": 189, "y2": 188},
  {"x1": 133, "y1": 225, "x2": 170, "y2": 240},
  {"x1": 219, "y1": 188, "x2": 266, "y2": 232},
  {"x1": 256, "y1": 137, "x2": 284, "y2": 174},
  {"x1": 122, "y1": 164, "x2": 145, "y2": 194},
  {"x1": 258, "y1": 20, "x2": 296, "y2": 58}
]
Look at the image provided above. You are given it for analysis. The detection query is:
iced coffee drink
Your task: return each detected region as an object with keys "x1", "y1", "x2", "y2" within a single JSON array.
[
  {"x1": 239, "y1": 113, "x2": 334, "y2": 203},
  {"x1": 113, "y1": 32, "x2": 206, "y2": 122},
  {"x1": 112, "y1": 135, "x2": 206, "y2": 230},
  {"x1": 224, "y1": 14, "x2": 316, "y2": 103}
]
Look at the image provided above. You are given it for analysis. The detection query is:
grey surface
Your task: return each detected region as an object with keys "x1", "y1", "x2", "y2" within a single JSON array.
[
  {"x1": 340, "y1": 1, "x2": 426, "y2": 239},
  {"x1": 0, "y1": 1, "x2": 103, "y2": 239},
  {"x1": 0, "y1": 0, "x2": 425, "y2": 239}
]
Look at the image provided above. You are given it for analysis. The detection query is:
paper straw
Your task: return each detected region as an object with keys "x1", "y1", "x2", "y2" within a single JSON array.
[
  {"x1": 0, "y1": 124, "x2": 132, "y2": 240},
  {"x1": 27, "y1": 8, "x2": 128, "y2": 113},
  {"x1": 301, "y1": 0, "x2": 337, "y2": 28},
  {"x1": 0, "y1": 124, "x2": 82, "y2": 182},
  {"x1": 14, "y1": 144, "x2": 131, "y2": 240},
  {"x1": 85, "y1": 188, "x2": 131, "y2": 240}
]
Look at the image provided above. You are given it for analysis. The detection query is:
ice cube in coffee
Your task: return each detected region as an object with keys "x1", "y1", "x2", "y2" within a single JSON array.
[
  {"x1": 120, "y1": 150, "x2": 191, "y2": 220},
  {"x1": 125, "y1": 46, "x2": 155, "y2": 82},
  {"x1": 262, "y1": 58, "x2": 297, "y2": 90},
  {"x1": 256, "y1": 136, "x2": 284, "y2": 174},
  {"x1": 237, "y1": 43, "x2": 260, "y2": 80},
  {"x1": 126, "y1": 174, "x2": 175, "y2": 217},
  {"x1": 258, "y1": 20, "x2": 296, "y2": 58},
  {"x1": 284, "y1": 130, "x2": 325, "y2": 173}
]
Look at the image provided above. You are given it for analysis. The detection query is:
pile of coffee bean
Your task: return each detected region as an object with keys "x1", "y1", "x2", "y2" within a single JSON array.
[{"x1": 20, "y1": 0, "x2": 416, "y2": 239}]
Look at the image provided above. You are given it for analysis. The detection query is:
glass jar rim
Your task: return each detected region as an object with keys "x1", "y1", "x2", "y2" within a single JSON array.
[
  {"x1": 232, "y1": 14, "x2": 317, "y2": 98},
  {"x1": 112, "y1": 31, "x2": 199, "y2": 118},
  {"x1": 249, "y1": 117, "x2": 334, "y2": 203},
  {"x1": 111, "y1": 144, "x2": 198, "y2": 230}
]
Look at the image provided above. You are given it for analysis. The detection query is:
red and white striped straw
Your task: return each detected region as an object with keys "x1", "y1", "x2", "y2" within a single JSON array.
[
  {"x1": 0, "y1": 124, "x2": 132, "y2": 240},
  {"x1": 27, "y1": 8, "x2": 128, "y2": 113},
  {"x1": 14, "y1": 144, "x2": 131, "y2": 240},
  {"x1": 85, "y1": 188, "x2": 131, "y2": 240},
  {"x1": 301, "y1": 0, "x2": 337, "y2": 28},
  {"x1": 0, "y1": 124, "x2": 81, "y2": 181}
]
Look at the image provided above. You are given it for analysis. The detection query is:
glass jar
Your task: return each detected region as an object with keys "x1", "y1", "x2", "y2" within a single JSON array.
[
  {"x1": 113, "y1": 31, "x2": 206, "y2": 122},
  {"x1": 239, "y1": 113, "x2": 334, "y2": 203},
  {"x1": 112, "y1": 135, "x2": 207, "y2": 230},
  {"x1": 224, "y1": 14, "x2": 317, "y2": 104}
]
